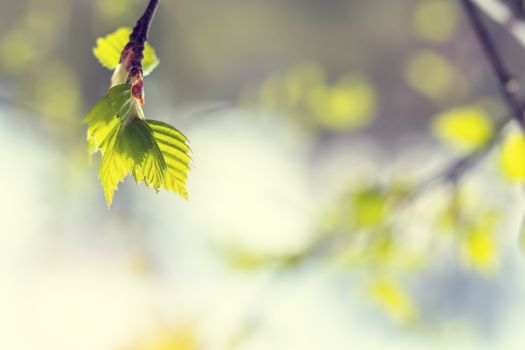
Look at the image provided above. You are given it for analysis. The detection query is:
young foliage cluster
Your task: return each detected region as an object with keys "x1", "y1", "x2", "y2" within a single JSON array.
[{"x1": 85, "y1": 27, "x2": 191, "y2": 207}]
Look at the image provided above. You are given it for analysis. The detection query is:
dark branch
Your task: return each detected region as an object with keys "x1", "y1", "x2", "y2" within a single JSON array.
[
  {"x1": 118, "y1": 0, "x2": 161, "y2": 104},
  {"x1": 507, "y1": 0, "x2": 525, "y2": 19},
  {"x1": 461, "y1": 0, "x2": 525, "y2": 131},
  {"x1": 408, "y1": 118, "x2": 508, "y2": 200},
  {"x1": 130, "y1": 0, "x2": 160, "y2": 44},
  {"x1": 126, "y1": 0, "x2": 160, "y2": 73}
]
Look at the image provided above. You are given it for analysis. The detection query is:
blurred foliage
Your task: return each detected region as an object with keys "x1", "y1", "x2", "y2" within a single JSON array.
[
  {"x1": 0, "y1": 0, "x2": 80, "y2": 127},
  {"x1": 296, "y1": 182, "x2": 424, "y2": 323},
  {"x1": 432, "y1": 105, "x2": 494, "y2": 151},
  {"x1": 412, "y1": 0, "x2": 459, "y2": 42},
  {"x1": 96, "y1": 0, "x2": 136, "y2": 21},
  {"x1": 461, "y1": 212, "x2": 499, "y2": 274},
  {"x1": 241, "y1": 62, "x2": 377, "y2": 133},
  {"x1": 405, "y1": 49, "x2": 467, "y2": 104},
  {"x1": 125, "y1": 326, "x2": 198, "y2": 350},
  {"x1": 0, "y1": 0, "x2": 70, "y2": 72},
  {"x1": 221, "y1": 245, "x2": 305, "y2": 271},
  {"x1": 368, "y1": 279, "x2": 418, "y2": 325},
  {"x1": 499, "y1": 129, "x2": 525, "y2": 181}
]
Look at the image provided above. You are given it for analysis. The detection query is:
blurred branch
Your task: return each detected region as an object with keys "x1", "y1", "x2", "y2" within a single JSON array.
[
  {"x1": 406, "y1": 0, "x2": 525, "y2": 199},
  {"x1": 472, "y1": 0, "x2": 525, "y2": 45},
  {"x1": 409, "y1": 118, "x2": 508, "y2": 199},
  {"x1": 463, "y1": 0, "x2": 525, "y2": 131},
  {"x1": 506, "y1": 0, "x2": 525, "y2": 19}
]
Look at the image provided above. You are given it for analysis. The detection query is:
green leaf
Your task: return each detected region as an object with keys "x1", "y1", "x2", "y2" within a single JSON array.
[
  {"x1": 84, "y1": 84, "x2": 133, "y2": 154},
  {"x1": 99, "y1": 117, "x2": 166, "y2": 207},
  {"x1": 98, "y1": 125, "x2": 134, "y2": 207},
  {"x1": 432, "y1": 106, "x2": 493, "y2": 151},
  {"x1": 84, "y1": 94, "x2": 119, "y2": 153},
  {"x1": 131, "y1": 118, "x2": 167, "y2": 191},
  {"x1": 108, "y1": 83, "x2": 134, "y2": 120},
  {"x1": 84, "y1": 82, "x2": 190, "y2": 206},
  {"x1": 93, "y1": 27, "x2": 160, "y2": 76},
  {"x1": 147, "y1": 120, "x2": 192, "y2": 198}
]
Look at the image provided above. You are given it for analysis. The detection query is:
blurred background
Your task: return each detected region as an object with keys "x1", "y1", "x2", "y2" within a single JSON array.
[{"x1": 2, "y1": 0, "x2": 525, "y2": 349}]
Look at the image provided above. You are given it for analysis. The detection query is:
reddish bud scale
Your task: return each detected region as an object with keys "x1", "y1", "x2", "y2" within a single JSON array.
[{"x1": 132, "y1": 74, "x2": 145, "y2": 105}]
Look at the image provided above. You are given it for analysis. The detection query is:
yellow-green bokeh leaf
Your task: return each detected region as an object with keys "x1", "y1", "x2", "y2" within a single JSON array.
[
  {"x1": 405, "y1": 50, "x2": 464, "y2": 102},
  {"x1": 96, "y1": 0, "x2": 133, "y2": 20},
  {"x1": 500, "y1": 130, "x2": 525, "y2": 181},
  {"x1": 432, "y1": 106, "x2": 493, "y2": 151},
  {"x1": 369, "y1": 280, "x2": 418, "y2": 325},
  {"x1": 462, "y1": 213, "x2": 498, "y2": 274},
  {"x1": 244, "y1": 63, "x2": 376, "y2": 132},
  {"x1": 413, "y1": 0, "x2": 458, "y2": 42},
  {"x1": 93, "y1": 27, "x2": 159, "y2": 76},
  {"x1": 128, "y1": 326, "x2": 198, "y2": 350},
  {"x1": 352, "y1": 187, "x2": 388, "y2": 228},
  {"x1": 33, "y1": 62, "x2": 82, "y2": 122},
  {"x1": 313, "y1": 75, "x2": 377, "y2": 131}
]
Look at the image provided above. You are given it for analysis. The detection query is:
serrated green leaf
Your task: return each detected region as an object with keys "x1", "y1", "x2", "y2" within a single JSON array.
[
  {"x1": 93, "y1": 27, "x2": 129, "y2": 70},
  {"x1": 93, "y1": 27, "x2": 160, "y2": 76},
  {"x1": 84, "y1": 94, "x2": 119, "y2": 153},
  {"x1": 85, "y1": 60, "x2": 190, "y2": 205},
  {"x1": 108, "y1": 83, "x2": 134, "y2": 119},
  {"x1": 131, "y1": 118, "x2": 166, "y2": 191},
  {"x1": 84, "y1": 84, "x2": 133, "y2": 154},
  {"x1": 99, "y1": 117, "x2": 165, "y2": 207},
  {"x1": 147, "y1": 120, "x2": 192, "y2": 198},
  {"x1": 98, "y1": 125, "x2": 134, "y2": 207}
]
